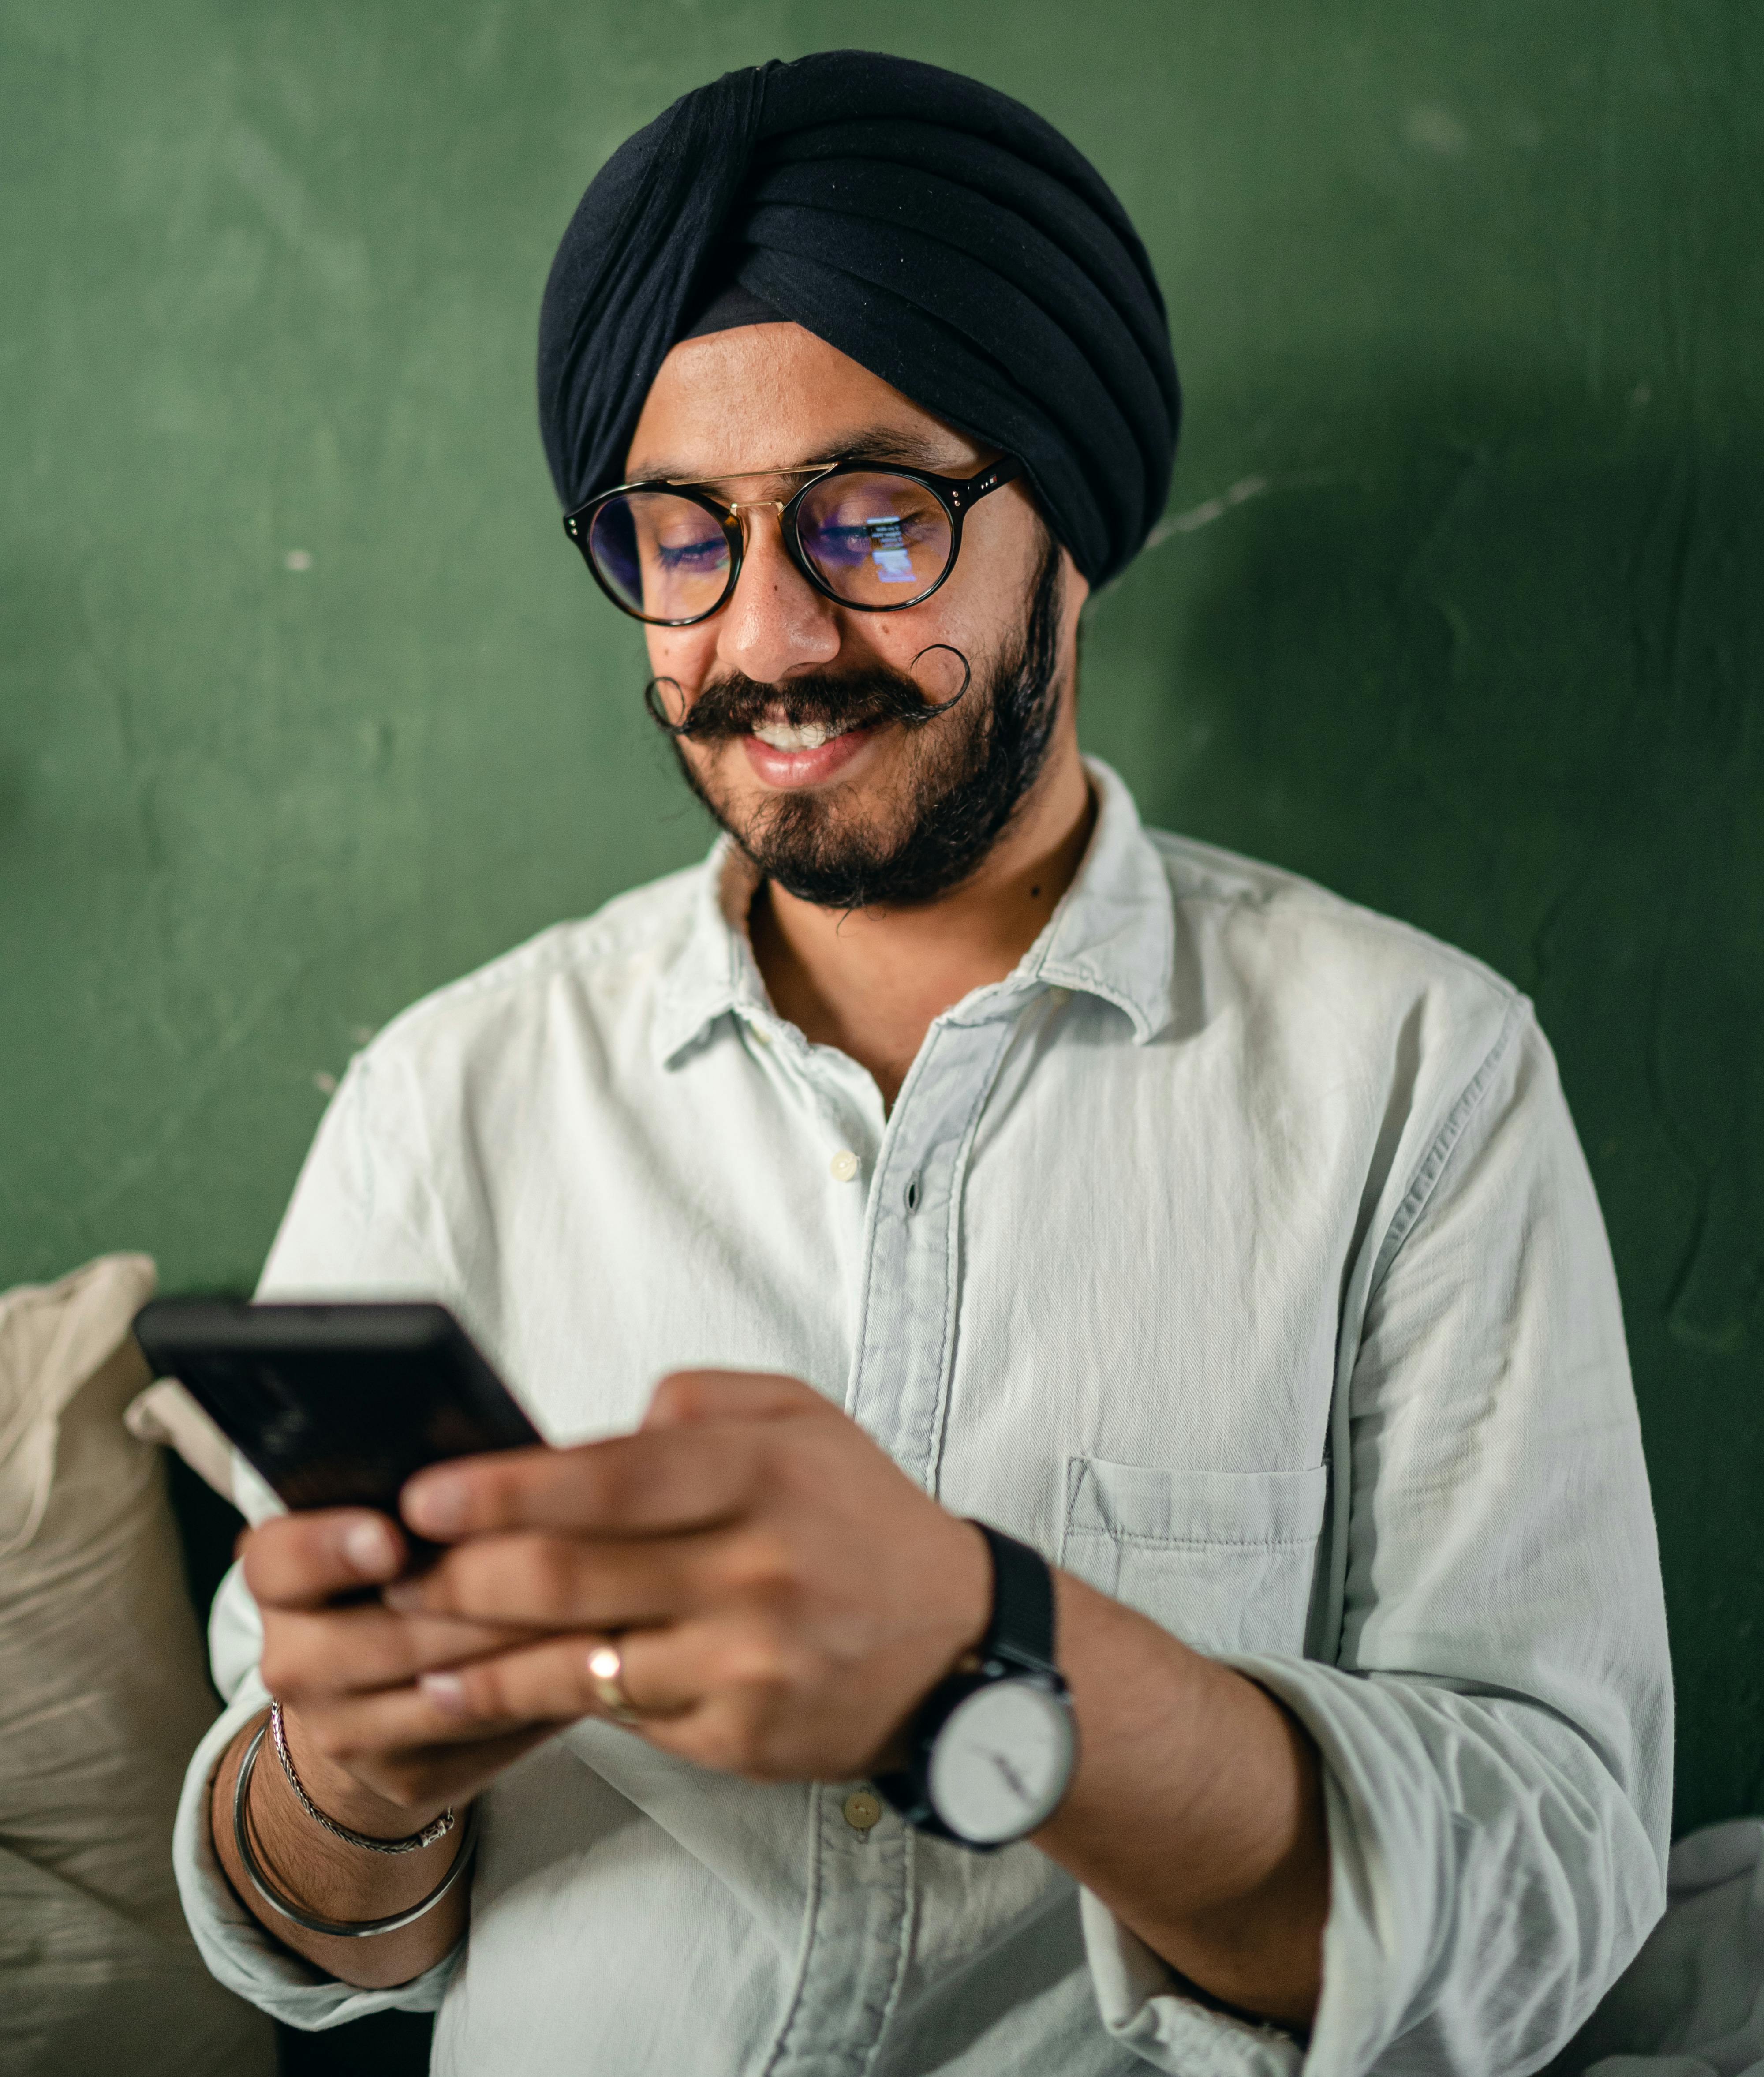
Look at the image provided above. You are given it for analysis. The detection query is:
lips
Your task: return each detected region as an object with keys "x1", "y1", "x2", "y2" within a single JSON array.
[{"x1": 739, "y1": 715, "x2": 878, "y2": 789}]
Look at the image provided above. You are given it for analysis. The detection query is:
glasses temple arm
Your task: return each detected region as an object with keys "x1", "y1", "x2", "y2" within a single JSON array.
[{"x1": 949, "y1": 455, "x2": 1024, "y2": 513}]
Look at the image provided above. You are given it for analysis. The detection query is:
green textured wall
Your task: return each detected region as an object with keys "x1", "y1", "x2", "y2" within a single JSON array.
[{"x1": 3, "y1": 2, "x2": 1759, "y2": 1834}]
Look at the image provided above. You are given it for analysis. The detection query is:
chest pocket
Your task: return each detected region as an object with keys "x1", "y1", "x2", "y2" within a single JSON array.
[{"x1": 1060, "y1": 1456, "x2": 1329, "y2": 1658}]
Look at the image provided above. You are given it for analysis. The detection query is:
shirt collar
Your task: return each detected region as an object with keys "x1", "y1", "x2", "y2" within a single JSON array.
[
  {"x1": 652, "y1": 756, "x2": 1174, "y2": 1065},
  {"x1": 1017, "y1": 757, "x2": 1174, "y2": 1042}
]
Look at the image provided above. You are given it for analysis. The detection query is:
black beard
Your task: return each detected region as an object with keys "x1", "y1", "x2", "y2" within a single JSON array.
[{"x1": 665, "y1": 538, "x2": 1066, "y2": 911}]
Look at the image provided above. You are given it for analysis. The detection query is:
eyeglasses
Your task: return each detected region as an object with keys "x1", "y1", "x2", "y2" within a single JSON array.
[{"x1": 561, "y1": 453, "x2": 1024, "y2": 627}]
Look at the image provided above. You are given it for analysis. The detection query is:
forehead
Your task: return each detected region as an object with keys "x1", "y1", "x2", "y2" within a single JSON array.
[{"x1": 624, "y1": 322, "x2": 979, "y2": 480}]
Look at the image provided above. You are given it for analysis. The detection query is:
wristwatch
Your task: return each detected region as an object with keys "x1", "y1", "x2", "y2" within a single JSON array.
[{"x1": 872, "y1": 1522, "x2": 1076, "y2": 1849}]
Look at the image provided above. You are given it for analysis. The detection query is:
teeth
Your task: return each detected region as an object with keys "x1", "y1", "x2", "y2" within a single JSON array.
[{"x1": 751, "y1": 717, "x2": 849, "y2": 752}]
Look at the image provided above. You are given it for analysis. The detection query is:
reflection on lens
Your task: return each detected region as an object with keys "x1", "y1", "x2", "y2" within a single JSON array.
[
  {"x1": 796, "y1": 473, "x2": 952, "y2": 606},
  {"x1": 589, "y1": 492, "x2": 732, "y2": 621}
]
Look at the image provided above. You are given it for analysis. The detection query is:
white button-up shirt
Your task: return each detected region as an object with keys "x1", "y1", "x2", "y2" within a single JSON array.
[{"x1": 174, "y1": 760, "x2": 1671, "y2": 2075}]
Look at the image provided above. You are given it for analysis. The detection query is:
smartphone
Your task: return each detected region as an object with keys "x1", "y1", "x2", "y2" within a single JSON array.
[{"x1": 132, "y1": 1297, "x2": 543, "y2": 1526}]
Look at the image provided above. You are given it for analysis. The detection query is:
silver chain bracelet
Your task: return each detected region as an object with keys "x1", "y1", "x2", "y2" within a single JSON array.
[
  {"x1": 231, "y1": 1710, "x2": 478, "y2": 1940},
  {"x1": 270, "y1": 1699, "x2": 456, "y2": 1853}
]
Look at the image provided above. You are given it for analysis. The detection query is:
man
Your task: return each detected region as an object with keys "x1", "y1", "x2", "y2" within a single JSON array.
[{"x1": 175, "y1": 50, "x2": 1671, "y2": 2076}]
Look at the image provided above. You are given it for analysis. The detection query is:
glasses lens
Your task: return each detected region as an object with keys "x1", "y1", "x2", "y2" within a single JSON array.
[
  {"x1": 794, "y1": 472, "x2": 953, "y2": 606},
  {"x1": 587, "y1": 492, "x2": 732, "y2": 622}
]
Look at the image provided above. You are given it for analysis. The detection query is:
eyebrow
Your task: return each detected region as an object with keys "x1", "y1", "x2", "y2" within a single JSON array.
[{"x1": 628, "y1": 423, "x2": 968, "y2": 484}]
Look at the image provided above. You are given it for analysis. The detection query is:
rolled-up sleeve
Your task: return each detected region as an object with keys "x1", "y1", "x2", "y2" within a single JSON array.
[
  {"x1": 171, "y1": 1563, "x2": 462, "y2": 2029},
  {"x1": 1080, "y1": 1005, "x2": 1673, "y2": 2074},
  {"x1": 170, "y1": 1058, "x2": 467, "y2": 2029}
]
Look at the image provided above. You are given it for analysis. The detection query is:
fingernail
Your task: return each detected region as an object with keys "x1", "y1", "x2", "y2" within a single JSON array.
[
  {"x1": 419, "y1": 1670, "x2": 467, "y2": 1714},
  {"x1": 404, "y1": 1475, "x2": 466, "y2": 1537},
  {"x1": 343, "y1": 1519, "x2": 396, "y2": 1577}
]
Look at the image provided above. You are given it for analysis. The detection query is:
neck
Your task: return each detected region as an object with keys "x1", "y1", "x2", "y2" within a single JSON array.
[{"x1": 747, "y1": 731, "x2": 1095, "y2": 1109}]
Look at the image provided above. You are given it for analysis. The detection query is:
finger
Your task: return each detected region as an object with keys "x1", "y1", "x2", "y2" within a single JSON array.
[
  {"x1": 642, "y1": 1369, "x2": 829, "y2": 1430},
  {"x1": 382, "y1": 1527, "x2": 710, "y2": 1630},
  {"x1": 418, "y1": 1635, "x2": 665, "y2": 1730},
  {"x1": 415, "y1": 1620, "x2": 715, "y2": 1733},
  {"x1": 404, "y1": 1621, "x2": 813, "y2": 1776},
  {"x1": 470, "y1": 1620, "x2": 777, "y2": 1726},
  {"x1": 243, "y1": 1509, "x2": 406, "y2": 1610},
  {"x1": 261, "y1": 1601, "x2": 544, "y2": 1701},
  {"x1": 293, "y1": 1645, "x2": 602, "y2": 1751},
  {"x1": 608, "y1": 1618, "x2": 731, "y2": 1716},
  {"x1": 401, "y1": 1424, "x2": 770, "y2": 1542},
  {"x1": 609, "y1": 1623, "x2": 856, "y2": 1781}
]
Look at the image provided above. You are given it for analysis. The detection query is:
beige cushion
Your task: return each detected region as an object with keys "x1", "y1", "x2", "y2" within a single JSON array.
[{"x1": 0, "y1": 1255, "x2": 275, "y2": 2075}]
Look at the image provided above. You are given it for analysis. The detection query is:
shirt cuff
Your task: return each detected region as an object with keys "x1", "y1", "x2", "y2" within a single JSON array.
[
  {"x1": 172, "y1": 1677, "x2": 463, "y2": 2030},
  {"x1": 1077, "y1": 1650, "x2": 1419, "y2": 2075},
  {"x1": 1080, "y1": 1887, "x2": 1306, "y2": 2075}
]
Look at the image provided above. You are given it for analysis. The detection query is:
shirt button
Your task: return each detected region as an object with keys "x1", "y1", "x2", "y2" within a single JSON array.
[
  {"x1": 749, "y1": 1024, "x2": 772, "y2": 1047},
  {"x1": 829, "y1": 1149, "x2": 860, "y2": 1182},
  {"x1": 842, "y1": 1789, "x2": 883, "y2": 1833}
]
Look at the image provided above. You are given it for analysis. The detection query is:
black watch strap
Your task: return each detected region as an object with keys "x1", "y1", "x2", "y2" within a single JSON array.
[
  {"x1": 871, "y1": 1521, "x2": 1067, "y2": 1847},
  {"x1": 972, "y1": 1521, "x2": 1056, "y2": 1672}
]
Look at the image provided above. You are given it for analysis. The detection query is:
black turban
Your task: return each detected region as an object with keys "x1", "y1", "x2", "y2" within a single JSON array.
[{"x1": 537, "y1": 50, "x2": 1179, "y2": 587}]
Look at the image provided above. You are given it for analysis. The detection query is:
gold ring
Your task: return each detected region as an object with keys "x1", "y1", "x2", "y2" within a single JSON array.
[{"x1": 587, "y1": 1640, "x2": 643, "y2": 1727}]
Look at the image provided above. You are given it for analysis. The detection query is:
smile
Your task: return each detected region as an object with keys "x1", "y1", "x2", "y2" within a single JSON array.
[{"x1": 748, "y1": 714, "x2": 859, "y2": 753}]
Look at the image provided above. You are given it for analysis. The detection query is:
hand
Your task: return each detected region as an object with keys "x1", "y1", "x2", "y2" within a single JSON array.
[
  {"x1": 384, "y1": 1370, "x2": 993, "y2": 1781},
  {"x1": 242, "y1": 1508, "x2": 559, "y2": 1830}
]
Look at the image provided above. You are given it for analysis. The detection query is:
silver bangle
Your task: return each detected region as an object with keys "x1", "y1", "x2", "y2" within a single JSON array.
[
  {"x1": 271, "y1": 1699, "x2": 456, "y2": 1853},
  {"x1": 232, "y1": 1718, "x2": 478, "y2": 1939}
]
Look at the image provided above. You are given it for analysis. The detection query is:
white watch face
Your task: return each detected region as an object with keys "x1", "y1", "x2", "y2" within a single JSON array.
[{"x1": 927, "y1": 1680, "x2": 1074, "y2": 1845}]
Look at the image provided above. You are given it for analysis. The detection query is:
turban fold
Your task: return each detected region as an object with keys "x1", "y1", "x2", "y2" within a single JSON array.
[{"x1": 538, "y1": 50, "x2": 1179, "y2": 587}]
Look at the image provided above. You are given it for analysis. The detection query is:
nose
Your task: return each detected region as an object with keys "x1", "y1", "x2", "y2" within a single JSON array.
[{"x1": 712, "y1": 506, "x2": 842, "y2": 685}]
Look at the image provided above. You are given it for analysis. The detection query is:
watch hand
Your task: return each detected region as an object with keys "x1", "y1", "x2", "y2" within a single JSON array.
[{"x1": 985, "y1": 1748, "x2": 1031, "y2": 1802}]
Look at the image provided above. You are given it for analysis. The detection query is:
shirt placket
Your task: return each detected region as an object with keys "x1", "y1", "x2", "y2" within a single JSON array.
[{"x1": 763, "y1": 1007, "x2": 1022, "y2": 2077}]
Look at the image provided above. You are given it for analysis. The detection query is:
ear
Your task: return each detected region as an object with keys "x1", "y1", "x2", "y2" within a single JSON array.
[
  {"x1": 1053, "y1": 545, "x2": 1089, "y2": 707},
  {"x1": 1058, "y1": 545, "x2": 1091, "y2": 621}
]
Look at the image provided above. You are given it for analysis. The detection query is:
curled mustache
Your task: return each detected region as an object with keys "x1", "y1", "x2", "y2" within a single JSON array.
[{"x1": 644, "y1": 644, "x2": 971, "y2": 741}]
